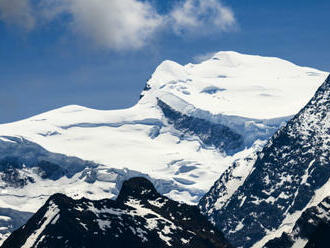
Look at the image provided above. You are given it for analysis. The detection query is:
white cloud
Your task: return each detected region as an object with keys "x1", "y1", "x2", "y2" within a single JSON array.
[
  {"x1": 170, "y1": 0, "x2": 236, "y2": 34},
  {"x1": 0, "y1": 0, "x2": 35, "y2": 31},
  {"x1": 0, "y1": 0, "x2": 236, "y2": 50},
  {"x1": 62, "y1": 0, "x2": 164, "y2": 50}
]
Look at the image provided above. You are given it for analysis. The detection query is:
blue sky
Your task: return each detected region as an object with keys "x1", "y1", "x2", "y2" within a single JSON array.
[{"x1": 0, "y1": 0, "x2": 329, "y2": 123}]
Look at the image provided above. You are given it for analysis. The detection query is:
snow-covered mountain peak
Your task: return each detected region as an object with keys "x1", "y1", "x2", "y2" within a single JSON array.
[
  {"x1": 207, "y1": 50, "x2": 256, "y2": 67},
  {"x1": 0, "y1": 52, "x2": 326, "y2": 196},
  {"x1": 153, "y1": 60, "x2": 186, "y2": 81},
  {"x1": 0, "y1": 52, "x2": 327, "y2": 244},
  {"x1": 141, "y1": 51, "x2": 328, "y2": 119}
]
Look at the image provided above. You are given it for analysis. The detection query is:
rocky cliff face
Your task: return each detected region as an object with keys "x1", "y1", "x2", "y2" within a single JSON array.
[
  {"x1": 157, "y1": 98, "x2": 244, "y2": 154},
  {"x1": 199, "y1": 75, "x2": 330, "y2": 248},
  {"x1": 2, "y1": 177, "x2": 232, "y2": 248}
]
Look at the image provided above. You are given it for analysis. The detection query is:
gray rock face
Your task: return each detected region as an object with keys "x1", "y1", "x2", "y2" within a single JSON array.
[
  {"x1": 157, "y1": 98, "x2": 244, "y2": 154},
  {"x1": 199, "y1": 75, "x2": 330, "y2": 248}
]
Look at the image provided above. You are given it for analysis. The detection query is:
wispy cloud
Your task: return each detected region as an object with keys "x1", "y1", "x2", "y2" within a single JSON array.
[
  {"x1": 193, "y1": 51, "x2": 217, "y2": 63},
  {"x1": 170, "y1": 0, "x2": 236, "y2": 35},
  {"x1": 0, "y1": 0, "x2": 236, "y2": 50},
  {"x1": 0, "y1": 0, "x2": 35, "y2": 31}
]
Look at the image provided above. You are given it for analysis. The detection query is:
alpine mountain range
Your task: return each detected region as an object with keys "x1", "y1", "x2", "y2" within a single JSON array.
[{"x1": 0, "y1": 51, "x2": 329, "y2": 248}]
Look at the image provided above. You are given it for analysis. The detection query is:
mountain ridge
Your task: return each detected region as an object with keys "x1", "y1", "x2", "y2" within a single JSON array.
[
  {"x1": 199, "y1": 74, "x2": 330, "y2": 248},
  {"x1": 1, "y1": 177, "x2": 232, "y2": 248}
]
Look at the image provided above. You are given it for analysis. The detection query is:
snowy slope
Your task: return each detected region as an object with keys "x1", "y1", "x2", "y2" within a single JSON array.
[
  {"x1": 0, "y1": 51, "x2": 326, "y2": 197},
  {"x1": 0, "y1": 51, "x2": 327, "y2": 243},
  {"x1": 2, "y1": 177, "x2": 232, "y2": 248},
  {"x1": 199, "y1": 74, "x2": 330, "y2": 248},
  {"x1": 140, "y1": 51, "x2": 327, "y2": 119}
]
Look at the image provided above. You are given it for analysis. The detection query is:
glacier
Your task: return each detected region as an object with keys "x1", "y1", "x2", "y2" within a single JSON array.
[{"x1": 0, "y1": 51, "x2": 328, "y2": 244}]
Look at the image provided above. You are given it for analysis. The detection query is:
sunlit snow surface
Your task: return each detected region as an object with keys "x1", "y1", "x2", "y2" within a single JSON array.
[
  {"x1": 0, "y1": 52, "x2": 327, "y2": 243},
  {"x1": 141, "y1": 51, "x2": 327, "y2": 118}
]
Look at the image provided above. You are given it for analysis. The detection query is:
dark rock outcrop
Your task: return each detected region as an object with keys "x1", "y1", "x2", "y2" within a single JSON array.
[
  {"x1": 2, "y1": 177, "x2": 232, "y2": 248},
  {"x1": 157, "y1": 99, "x2": 243, "y2": 154}
]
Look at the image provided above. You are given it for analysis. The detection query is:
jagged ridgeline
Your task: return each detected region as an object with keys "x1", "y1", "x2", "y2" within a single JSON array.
[
  {"x1": 2, "y1": 177, "x2": 233, "y2": 248},
  {"x1": 199, "y1": 75, "x2": 330, "y2": 248}
]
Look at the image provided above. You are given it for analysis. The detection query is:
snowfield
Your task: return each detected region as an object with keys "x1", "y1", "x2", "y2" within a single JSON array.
[
  {"x1": 141, "y1": 51, "x2": 327, "y2": 118},
  {"x1": 0, "y1": 51, "x2": 327, "y2": 243}
]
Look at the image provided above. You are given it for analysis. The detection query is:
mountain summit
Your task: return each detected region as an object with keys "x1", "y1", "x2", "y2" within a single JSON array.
[
  {"x1": 140, "y1": 51, "x2": 327, "y2": 118},
  {"x1": 0, "y1": 51, "x2": 326, "y2": 203},
  {"x1": 2, "y1": 177, "x2": 232, "y2": 248}
]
